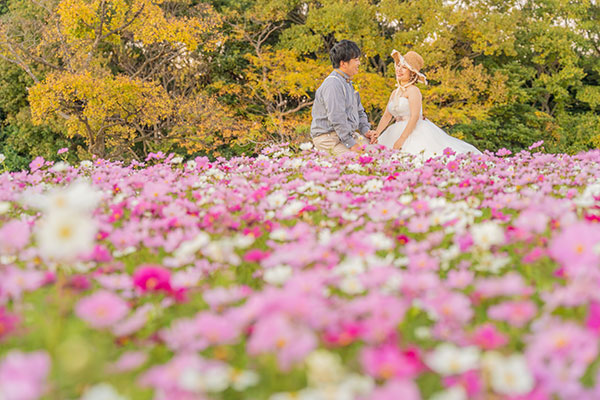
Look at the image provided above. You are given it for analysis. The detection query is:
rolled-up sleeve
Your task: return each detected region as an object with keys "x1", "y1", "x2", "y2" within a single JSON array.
[
  {"x1": 357, "y1": 92, "x2": 371, "y2": 135},
  {"x1": 322, "y1": 81, "x2": 356, "y2": 149}
]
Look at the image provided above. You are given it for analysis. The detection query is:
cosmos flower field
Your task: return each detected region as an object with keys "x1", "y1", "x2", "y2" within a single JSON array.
[{"x1": 1, "y1": 143, "x2": 600, "y2": 400}]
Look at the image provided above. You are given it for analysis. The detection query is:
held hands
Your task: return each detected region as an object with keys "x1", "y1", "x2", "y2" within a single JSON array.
[{"x1": 365, "y1": 130, "x2": 379, "y2": 144}]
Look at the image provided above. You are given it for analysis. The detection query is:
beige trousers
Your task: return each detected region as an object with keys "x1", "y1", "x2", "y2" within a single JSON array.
[{"x1": 312, "y1": 132, "x2": 370, "y2": 156}]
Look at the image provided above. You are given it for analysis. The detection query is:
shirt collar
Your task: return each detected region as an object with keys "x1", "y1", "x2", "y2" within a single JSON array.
[{"x1": 334, "y1": 69, "x2": 352, "y2": 83}]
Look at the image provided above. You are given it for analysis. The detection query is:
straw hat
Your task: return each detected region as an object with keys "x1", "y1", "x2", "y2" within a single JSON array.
[{"x1": 391, "y1": 49, "x2": 427, "y2": 84}]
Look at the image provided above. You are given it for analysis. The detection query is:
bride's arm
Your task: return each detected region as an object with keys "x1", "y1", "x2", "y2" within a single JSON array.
[
  {"x1": 370, "y1": 91, "x2": 396, "y2": 143},
  {"x1": 393, "y1": 87, "x2": 422, "y2": 149},
  {"x1": 375, "y1": 109, "x2": 393, "y2": 136}
]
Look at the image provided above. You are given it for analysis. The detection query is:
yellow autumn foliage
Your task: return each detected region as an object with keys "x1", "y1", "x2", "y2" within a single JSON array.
[{"x1": 29, "y1": 71, "x2": 172, "y2": 155}]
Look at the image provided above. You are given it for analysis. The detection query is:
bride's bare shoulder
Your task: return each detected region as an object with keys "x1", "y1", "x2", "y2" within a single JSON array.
[{"x1": 406, "y1": 85, "x2": 422, "y2": 99}]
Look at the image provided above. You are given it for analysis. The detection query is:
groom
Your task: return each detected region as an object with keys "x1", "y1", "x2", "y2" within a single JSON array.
[{"x1": 310, "y1": 40, "x2": 376, "y2": 155}]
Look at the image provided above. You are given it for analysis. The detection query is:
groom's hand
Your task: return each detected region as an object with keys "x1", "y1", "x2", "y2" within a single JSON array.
[
  {"x1": 366, "y1": 130, "x2": 378, "y2": 144},
  {"x1": 349, "y1": 143, "x2": 363, "y2": 153}
]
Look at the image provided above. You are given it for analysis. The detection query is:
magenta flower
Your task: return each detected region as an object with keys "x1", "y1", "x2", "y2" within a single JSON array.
[
  {"x1": 361, "y1": 344, "x2": 423, "y2": 380},
  {"x1": 0, "y1": 307, "x2": 19, "y2": 340},
  {"x1": 132, "y1": 264, "x2": 172, "y2": 293},
  {"x1": 244, "y1": 249, "x2": 271, "y2": 263},
  {"x1": 75, "y1": 290, "x2": 130, "y2": 329},
  {"x1": 471, "y1": 323, "x2": 508, "y2": 349},
  {"x1": 443, "y1": 370, "x2": 482, "y2": 397},
  {"x1": 586, "y1": 302, "x2": 600, "y2": 336}
]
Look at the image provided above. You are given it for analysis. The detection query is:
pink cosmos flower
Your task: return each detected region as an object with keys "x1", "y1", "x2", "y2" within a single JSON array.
[
  {"x1": 57, "y1": 147, "x2": 68, "y2": 155},
  {"x1": 488, "y1": 300, "x2": 537, "y2": 327},
  {"x1": 75, "y1": 290, "x2": 130, "y2": 328},
  {"x1": 112, "y1": 304, "x2": 154, "y2": 337},
  {"x1": 407, "y1": 216, "x2": 430, "y2": 233},
  {"x1": 132, "y1": 264, "x2": 172, "y2": 293},
  {"x1": 248, "y1": 314, "x2": 316, "y2": 370},
  {"x1": 549, "y1": 221, "x2": 600, "y2": 271},
  {"x1": 443, "y1": 369, "x2": 482, "y2": 397},
  {"x1": 108, "y1": 351, "x2": 147, "y2": 373},
  {"x1": 142, "y1": 181, "x2": 170, "y2": 200},
  {"x1": 195, "y1": 311, "x2": 241, "y2": 345},
  {"x1": 0, "y1": 220, "x2": 30, "y2": 254},
  {"x1": 0, "y1": 350, "x2": 51, "y2": 400},
  {"x1": 361, "y1": 344, "x2": 423, "y2": 380},
  {"x1": 29, "y1": 156, "x2": 45, "y2": 172},
  {"x1": 408, "y1": 252, "x2": 438, "y2": 271},
  {"x1": 447, "y1": 269, "x2": 474, "y2": 289},
  {"x1": 363, "y1": 379, "x2": 421, "y2": 400}
]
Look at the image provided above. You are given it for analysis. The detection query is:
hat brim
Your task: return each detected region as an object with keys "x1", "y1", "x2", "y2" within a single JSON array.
[{"x1": 391, "y1": 49, "x2": 427, "y2": 85}]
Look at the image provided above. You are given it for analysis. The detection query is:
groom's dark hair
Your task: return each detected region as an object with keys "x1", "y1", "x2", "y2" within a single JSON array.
[{"x1": 329, "y1": 40, "x2": 361, "y2": 68}]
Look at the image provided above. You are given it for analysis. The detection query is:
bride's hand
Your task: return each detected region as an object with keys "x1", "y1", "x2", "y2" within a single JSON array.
[
  {"x1": 369, "y1": 130, "x2": 379, "y2": 144},
  {"x1": 393, "y1": 139, "x2": 404, "y2": 150}
]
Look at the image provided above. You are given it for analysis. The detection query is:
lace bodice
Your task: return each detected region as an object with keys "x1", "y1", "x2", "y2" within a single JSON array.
[{"x1": 386, "y1": 91, "x2": 422, "y2": 119}]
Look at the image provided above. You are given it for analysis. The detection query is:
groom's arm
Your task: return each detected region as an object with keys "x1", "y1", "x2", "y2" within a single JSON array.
[
  {"x1": 322, "y1": 81, "x2": 357, "y2": 149},
  {"x1": 356, "y1": 92, "x2": 371, "y2": 136}
]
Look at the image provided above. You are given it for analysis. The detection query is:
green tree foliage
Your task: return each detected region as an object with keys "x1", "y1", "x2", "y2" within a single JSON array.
[{"x1": 0, "y1": 0, "x2": 598, "y2": 165}]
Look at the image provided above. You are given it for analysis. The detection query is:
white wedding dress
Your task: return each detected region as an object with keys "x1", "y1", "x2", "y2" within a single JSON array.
[{"x1": 377, "y1": 91, "x2": 482, "y2": 158}]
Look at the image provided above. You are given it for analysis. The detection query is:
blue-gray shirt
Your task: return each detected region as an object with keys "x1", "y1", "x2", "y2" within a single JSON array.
[{"x1": 310, "y1": 70, "x2": 371, "y2": 149}]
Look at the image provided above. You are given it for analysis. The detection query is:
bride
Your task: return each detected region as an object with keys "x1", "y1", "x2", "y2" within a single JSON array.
[{"x1": 372, "y1": 50, "x2": 482, "y2": 158}]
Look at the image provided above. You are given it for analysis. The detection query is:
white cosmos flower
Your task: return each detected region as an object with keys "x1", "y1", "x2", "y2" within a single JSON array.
[
  {"x1": 51, "y1": 161, "x2": 69, "y2": 172},
  {"x1": 306, "y1": 350, "x2": 345, "y2": 387},
  {"x1": 178, "y1": 368, "x2": 203, "y2": 392},
  {"x1": 367, "y1": 232, "x2": 394, "y2": 250},
  {"x1": 362, "y1": 179, "x2": 383, "y2": 193},
  {"x1": 346, "y1": 163, "x2": 363, "y2": 172},
  {"x1": 0, "y1": 202, "x2": 10, "y2": 214},
  {"x1": 470, "y1": 221, "x2": 504, "y2": 250},
  {"x1": 36, "y1": 211, "x2": 97, "y2": 261},
  {"x1": 230, "y1": 369, "x2": 259, "y2": 391},
  {"x1": 429, "y1": 386, "x2": 467, "y2": 400},
  {"x1": 425, "y1": 343, "x2": 480, "y2": 376},
  {"x1": 203, "y1": 365, "x2": 231, "y2": 392},
  {"x1": 32, "y1": 181, "x2": 101, "y2": 214},
  {"x1": 266, "y1": 191, "x2": 287, "y2": 208},
  {"x1": 333, "y1": 258, "x2": 366, "y2": 276},
  {"x1": 80, "y1": 160, "x2": 93, "y2": 168},
  {"x1": 203, "y1": 240, "x2": 240, "y2": 266},
  {"x1": 170, "y1": 156, "x2": 184, "y2": 164},
  {"x1": 0, "y1": 153, "x2": 5, "y2": 163},
  {"x1": 483, "y1": 352, "x2": 534, "y2": 396},
  {"x1": 270, "y1": 228, "x2": 289, "y2": 241},
  {"x1": 263, "y1": 265, "x2": 293, "y2": 285},
  {"x1": 174, "y1": 232, "x2": 210, "y2": 261},
  {"x1": 339, "y1": 276, "x2": 365, "y2": 295},
  {"x1": 299, "y1": 142, "x2": 313, "y2": 151},
  {"x1": 80, "y1": 383, "x2": 128, "y2": 400},
  {"x1": 474, "y1": 252, "x2": 510, "y2": 274},
  {"x1": 281, "y1": 200, "x2": 304, "y2": 218}
]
